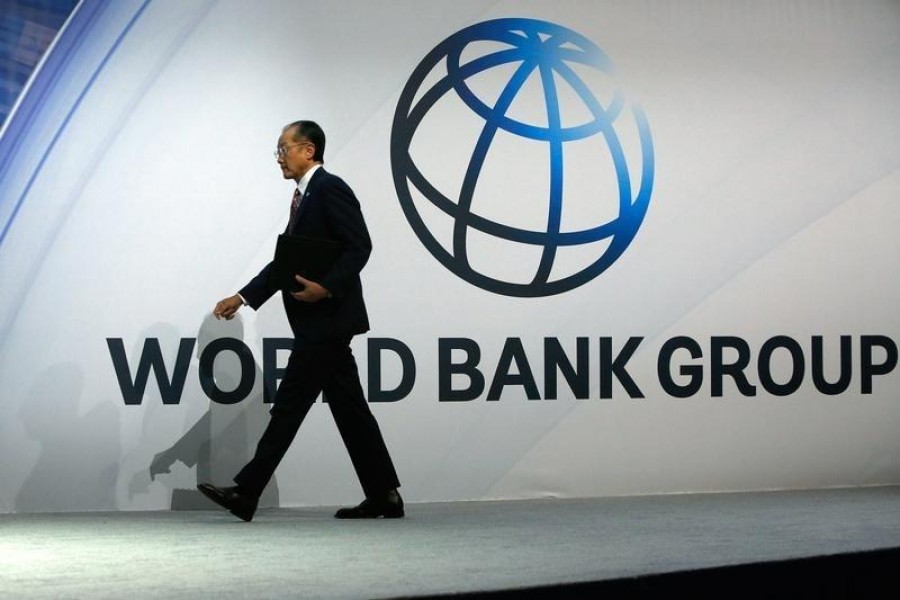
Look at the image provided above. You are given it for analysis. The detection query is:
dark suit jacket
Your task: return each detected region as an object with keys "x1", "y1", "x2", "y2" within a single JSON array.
[{"x1": 239, "y1": 167, "x2": 371, "y2": 341}]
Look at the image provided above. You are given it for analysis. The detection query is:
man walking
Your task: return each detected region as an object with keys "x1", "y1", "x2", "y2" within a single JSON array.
[{"x1": 198, "y1": 120, "x2": 402, "y2": 522}]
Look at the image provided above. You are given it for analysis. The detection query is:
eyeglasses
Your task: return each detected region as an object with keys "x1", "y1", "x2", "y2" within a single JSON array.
[{"x1": 274, "y1": 142, "x2": 311, "y2": 158}]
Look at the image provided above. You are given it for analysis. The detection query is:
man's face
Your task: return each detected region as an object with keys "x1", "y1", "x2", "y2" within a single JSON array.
[{"x1": 276, "y1": 127, "x2": 315, "y2": 181}]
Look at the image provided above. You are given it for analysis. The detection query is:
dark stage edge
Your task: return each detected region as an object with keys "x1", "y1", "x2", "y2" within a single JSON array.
[
  {"x1": 406, "y1": 547, "x2": 900, "y2": 599},
  {"x1": 1, "y1": 486, "x2": 899, "y2": 599}
]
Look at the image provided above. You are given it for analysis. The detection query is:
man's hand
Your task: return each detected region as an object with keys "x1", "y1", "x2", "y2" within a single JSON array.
[
  {"x1": 290, "y1": 275, "x2": 331, "y2": 303},
  {"x1": 213, "y1": 294, "x2": 244, "y2": 320}
]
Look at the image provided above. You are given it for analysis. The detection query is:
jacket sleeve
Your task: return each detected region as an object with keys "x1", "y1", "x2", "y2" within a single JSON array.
[
  {"x1": 239, "y1": 261, "x2": 277, "y2": 309},
  {"x1": 319, "y1": 176, "x2": 372, "y2": 299}
]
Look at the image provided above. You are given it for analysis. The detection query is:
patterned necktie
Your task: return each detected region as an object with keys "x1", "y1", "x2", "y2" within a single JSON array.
[{"x1": 288, "y1": 188, "x2": 302, "y2": 230}]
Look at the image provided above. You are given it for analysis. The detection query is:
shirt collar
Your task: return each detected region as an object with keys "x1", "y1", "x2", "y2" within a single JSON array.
[{"x1": 296, "y1": 164, "x2": 322, "y2": 196}]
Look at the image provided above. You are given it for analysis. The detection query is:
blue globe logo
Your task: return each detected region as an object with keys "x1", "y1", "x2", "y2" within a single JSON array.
[{"x1": 391, "y1": 18, "x2": 655, "y2": 297}]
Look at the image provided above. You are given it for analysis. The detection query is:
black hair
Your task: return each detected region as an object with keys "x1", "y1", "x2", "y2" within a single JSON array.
[{"x1": 286, "y1": 120, "x2": 325, "y2": 162}]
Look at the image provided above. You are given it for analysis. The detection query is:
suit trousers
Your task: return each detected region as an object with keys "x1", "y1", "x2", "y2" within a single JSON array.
[{"x1": 234, "y1": 336, "x2": 400, "y2": 499}]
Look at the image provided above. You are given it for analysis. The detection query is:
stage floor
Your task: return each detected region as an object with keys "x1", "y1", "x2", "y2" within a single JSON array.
[{"x1": 1, "y1": 486, "x2": 899, "y2": 598}]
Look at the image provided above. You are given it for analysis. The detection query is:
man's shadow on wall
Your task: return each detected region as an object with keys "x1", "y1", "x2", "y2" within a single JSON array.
[
  {"x1": 15, "y1": 362, "x2": 120, "y2": 512},
  {"x1": 149, "y1": 313, "x2": 279, "y2": 509}
]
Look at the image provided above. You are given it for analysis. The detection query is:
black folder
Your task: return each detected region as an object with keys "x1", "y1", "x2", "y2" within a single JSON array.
[{"x1": 270, "y1": 234, "x2": 342, "y2": 292}]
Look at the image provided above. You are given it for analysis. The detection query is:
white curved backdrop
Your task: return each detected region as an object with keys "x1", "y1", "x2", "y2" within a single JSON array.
[{"x1": 0, "y1": 0, "x2": 898, "y2": 513}]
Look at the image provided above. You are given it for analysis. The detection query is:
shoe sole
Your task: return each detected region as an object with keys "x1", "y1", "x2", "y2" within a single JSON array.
[{"x1": 334, "y1": 509, "x2": 405, "y2": 519}]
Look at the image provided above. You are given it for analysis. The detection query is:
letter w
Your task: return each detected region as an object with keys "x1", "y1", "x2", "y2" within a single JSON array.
[{"x1": 107, "y1": 338, "x2": 195, "y2": 405}]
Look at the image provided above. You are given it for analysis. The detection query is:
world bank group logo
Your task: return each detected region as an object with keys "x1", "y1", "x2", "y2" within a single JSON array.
[{"x1": 391, "y1": 18, "x2": 655, "y2": 297}]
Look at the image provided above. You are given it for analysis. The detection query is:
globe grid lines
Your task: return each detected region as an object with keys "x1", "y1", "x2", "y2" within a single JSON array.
[{"x1": 391, "y1": 18, "x2": 655, "y2": 297}]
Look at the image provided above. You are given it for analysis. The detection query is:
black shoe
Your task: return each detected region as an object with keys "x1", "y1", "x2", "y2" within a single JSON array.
[
  {"x1": 197, "y1": 483, "x2": 258, "y2": 522},
  {"x1": 335, "y1": 489, "x2": 404, "y2": 519}
]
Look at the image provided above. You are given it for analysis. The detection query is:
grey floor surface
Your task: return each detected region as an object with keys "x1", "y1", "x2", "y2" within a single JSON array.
[{"x1": 1, "y1": 486, "x2": 899, "y2": 599}]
